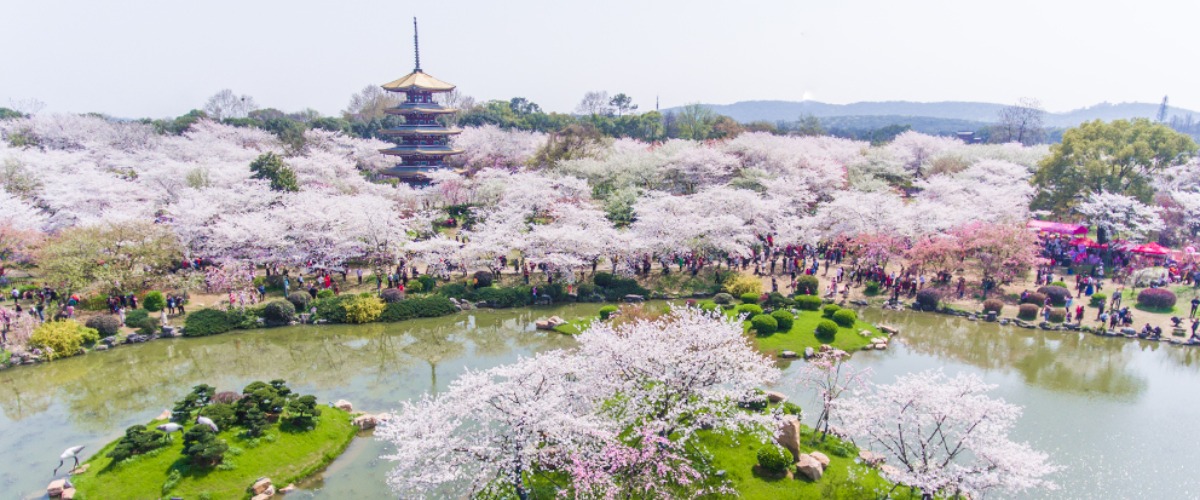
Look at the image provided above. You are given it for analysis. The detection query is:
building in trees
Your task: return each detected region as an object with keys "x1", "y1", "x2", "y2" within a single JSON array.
[{"x1": 378, "y1": 18, "x2": 463, "y2": 183}]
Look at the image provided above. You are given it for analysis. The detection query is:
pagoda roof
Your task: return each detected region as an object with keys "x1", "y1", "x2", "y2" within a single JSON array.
[
  {"x1": 380, "y1": 165, "x2": 454, "y2": 177},
  {"x1": 379, "y1": 125, "x2": 463, "y2": 136},
  {"x1": 382, "y1": 70, "x2": 456, "y2": 92},
  {"x1": 384, "y1": 103, "x2": 458, "y2": 115},
  {"x1": 380, "y1": 145, "x2": 465, "y2": 156}
]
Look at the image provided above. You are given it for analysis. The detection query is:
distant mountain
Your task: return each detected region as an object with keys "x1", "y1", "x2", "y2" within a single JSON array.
[{"x1": 668, "y1": 100, "x2": 1200, "y2": 129}]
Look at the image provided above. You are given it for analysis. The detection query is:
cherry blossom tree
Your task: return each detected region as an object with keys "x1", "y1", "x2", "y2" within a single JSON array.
[
  {"x1": 835, "y1": 370, "x2": 1059, "y2": 499},
  {"x1": 952, "y1": 221, "x2": 1039, "y2": 287},
  {"x1": 1075, "y1": 190, "x2": 1164, "y2": 242},
  {"x1": 796, "y1": 348, "x2": 869, "y2": 440}
]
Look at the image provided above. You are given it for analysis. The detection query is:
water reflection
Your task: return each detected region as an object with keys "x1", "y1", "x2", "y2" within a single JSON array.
[{"x1": 859, "y1": 309, "x2": 1147, "y2": 399}]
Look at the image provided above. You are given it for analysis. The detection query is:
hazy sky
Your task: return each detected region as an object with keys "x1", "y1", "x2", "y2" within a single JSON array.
[{"x1": 3, "y1": 0, "x2": 1198, "y2": 118}]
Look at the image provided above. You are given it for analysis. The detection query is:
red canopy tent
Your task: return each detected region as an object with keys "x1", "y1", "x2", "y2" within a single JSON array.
[
  {"x1": 1069, "y1": 237, "x2": 1104, "y2": 248},
  {"x1": 1132, "y1": 242, "x2": 1171, "y2": 256},
  {"x1": 1027, "y1": 220, "x2": 1088, "y2": 235}
]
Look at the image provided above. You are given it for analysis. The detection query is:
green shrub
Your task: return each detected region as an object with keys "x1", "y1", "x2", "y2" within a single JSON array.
[
  {"x1": 379, "y1": 296, "x2": 458, "y2": 322},
  {"x1": 864, "y1": 281, "x2": 882, "y2": 296},
  {"x1": 184, "y1": 309, "x2": 233, "y2": 336},
  {"x1": 286, "y1": 292, "x2": 311, "y2": 311},
  {"x1": 475, "y1": 286, "x2": 533, "y2": 308},
  {"x1": 750, "y1": 314, "x2": 778, "y2": 335},
  {"x1": 198, "y1": 402, "x2": 238, "y2": 430},
  {"x1": 832, "y1": 308, "x2": 857, "y2": 327},
  {"x1": 824, "y1": 439, "x2": 858, "y2": 458},
  {"x1": 85, "y1": 315, "x2": 122, "y2": 337},
  {"x1": 125, "y1": 308, "x2": 149, "y2": 326},
  {"x1": 107, "y1": 424, "x2": 167, "y2": 462},
  {"x1": 723, "y1": 273, "x2": 762, "y2": 296},
  {"x1": 1048, "y1": 308, "x2": 1066, "y2": 323},
  {"x1": 770, "y1": 309, "x2": 794, "y2": 332},
  {"x1": 435, "y1": 283, "x2": 468, "y2": 300},
  {"x1": 736, "y1": 304, "x2": 764, "y2": 317},
  {"x1": 593, "y1": 273, "x2": 649, "y2": 301},
  {"x1": 417, "y1": 275, "x2": 437, "y2": 293},
  {"x1": 282, "y1": 395, "x2": 322, "y2": 429},
  {"x1": 795, "y1": 295, "x2": 822, "y2": 311},
  {"x1": 599, "y1": 305, "x2": 618, "y2": 320},
  {"x1": 1038, "y1": 286, "x2": 1071, "y2": 307},
  {"x1": 712, "y1": 293, "x2": 735, "y2": 305},
  {"x1": 182, "y1": 426, "x2": 228, "y2": 467},
  {"x1": 982, "y1": 299, "x2": 1004, "y2": 314},
  {"x1": 1049, "y1": 281, "x2": 1068, "y2": 288},
  {"x1": 135, "y1": 317, "x2": 158, "y2": 336},
  {"x1": 29, "y1": 320, "x2": 91, "y2": 359},
  {"x1": 261, "y1": 300, "x2": 296, "y2": 325},
  {"x1": 1017, "y1": 304, "x2": 1039, "y2": 320},
  {"x1": 344, "y1": 296, "x2": 385, "y2": 324},
  {"x1": 143, "y1": 291, "x2": 166, "y2": 313},
  {"x1": 795, "y1": 275, "x2": 820, "y2": 295},
  {"x1": 1089, "y1": 293, "x2": 1107, "y2": 307},
  {"x1": 780, "y1": 402, "x2": 802, "y2": 416},
  {"x1": 915, "y1": 289, "x2": 942, "y2": 311},
  {"x1": 1137, "y1": 288, "x2": 1177, "y2": 310},
  {"x1": 1021, "y1": 292, "x2": 1047, "y2": 305},
  {"x1": 594, "y1": 272, "x2": 616, "y2": 287},
  {"x1": 80, "y1": 295, "x2": 109, "y2": 311},
  {"x1": 822, "y1": 304, "x2": 841, "y2": 318},
  {"x1": 699, "y1": 302, "x2": 720, "y2": 313},
  {"x1": 815, "y1": 319, "x2": 838, "y2": 342},
  {"x1": 313, "y1": 295, "x2": 354, "y2": 323},
  {"x1": 756, "y1": 445, "x2": 793, "y2": 475},
  {"x1": 316, "y1": 288, "x2": 335, "y2": 299},
  {"x1": 740, "y1": 292, "x2": 762, "y2": 304},
  {"x1": 764, "y1": 292, "x2": 793, "y2": 309},
  {"x1": 473, "y1": 271, "x2": 494, "y2": 288}
]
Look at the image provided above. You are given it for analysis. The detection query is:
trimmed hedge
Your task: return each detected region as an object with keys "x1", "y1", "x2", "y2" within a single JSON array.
[
  {"x1": 822, "y1": 304, "x2": 841, "y2": 318},
  {"x1": 982, "y1": 299, "x2": 1004, "y2": 314},
  {"x1": 750, "y1": 314, "x2": 778, "y2": 335},
  {"x1": 1021, "y1": 292, "x2": 1047, "y2": 306},
  {"x1": 143, "y1": 291, "x2": 166, "y2": 313},
  {"x1": 794, "y1": 275, "x2": 820, "y2": 295},
  {"x1": 261, "y1": 300, "x2": 296, "y2": 325},
  {"x1": 712, "y1": 293, "x2": 735, "y2": 305},
  {"x1": 125, "y1": 308, "x2": 149, "y2": 326},
  {"x1": 915, "y1": 289, "x2": 941, "y2": 311},
  {"x1": 795, "y1": 295, "x2": 822, "y2": 311},
  {"x1": 343, "y1": 296, "x2": 385, "y2": 324},
  {"x1": 832, "y1": 308, "x2": 857, "y2": 327},
  {"x1": 1137, "y1": 288, "x2": 1177, "y2": 310},
  {"x1": 473, "y1": 271, "x2": 494, "y2": 288},
  {"x1": 184, "y1": 309, "x2": 234, "y2": 337},
  {"x1": 1089, "y1": 293, "x2": 1107, "y2": 307},
  {"x1": 736, "y1": 304, "x2": 764, "y2": 317},
  {"x1": 770, "y1": 309, "x2": 794, "y2": 332},
  {"x1": 815, "y1": 319, "x2": 839, "y2": 342},
  {"x1": 1048, "y1": 308, "x2": 1066, "y2": 323},
  {"x1": 593, "y1": 273, "x2": 650, "y2": 301},
  {"x1": 1017, "y1": 304, "x2": 1039, "y2": 321},
  {"x1": 1038, "y1": 286, "x2": 1071, "y2": 307},
  {"x1": 85, "y1": 315, "x2": 122, "y2": 337},
  {"x1": 599, "y1": 305, "x2": 618, "y2": 320},
  {"x1": 864, "y1": 281, "x2": 882, "y2": 295},
  {"x1": 756, "y1": 445, "x2": 793, "y2": 475},
  {"x1": 379, "y1": 296, "x2": 458, "y2": 322},
  {"x1": 475, "y1": 286, "x2": 534, "y2": 308},
  {"x1": 740, "y1": 292, "x2": 762, "y2": 304},
  {"x1": 287, "y1": 292, "x2": 311, "y2": 311}
]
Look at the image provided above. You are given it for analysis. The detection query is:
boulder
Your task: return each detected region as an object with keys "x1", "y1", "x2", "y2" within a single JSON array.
[
  {"x1": 279, "y1": 483, "x2": 297, "y2": 494},
  {"x1": 61, "y1": 488, "x2": 77, "y2": 499},
  {"x1": 873, "y1": 342, "x2": 888, "y2": 350},
  {"x1": 48, "y1": 479, "x2": 67, "y2": 497},
  {"x1": 795, "y1": 453, "x2": 824, "y2": 481},
  {"x1": 764, "y1": 391, "x2": 787, "y2": 403},
  {"x1": 879, "y1": 325, "x2": 898, "y2": 335},
  {"x1": 546, "y1": 316, "x2": 567, "y2": 327},
  {"x1": 334, "y1": 400, "x2": 353, "y2": 412},
  {"x1": 70, "y1": 463, "x2": 90, "y2": 474},
  {"x1": 819, "y1": 344, "x2": 832, "y2": 353},
  {"x1": 94, "y1": 344, "x2": 108, "y2": 351},
  {"x1": 810, "y1": 451, "x2": 831, "y2": 468},
  {"x1": 353, "y1": 414, "x2": 378, "y2": 430},
  {"x1": 858, "y1": 450, "x2": 885, "y2": 465},
  {"x1": 859, "y1": 329, "x2": 873, "y2": 337},
  {"x1": 623, "y1": 294, "x2": 645, "y2": 302},
  {"x1": 803, "y1": 347, "x2": 815, "y2": 359},
  {"x1": 535, "y1": 320, "x2": 552, "y2": 330},
  {"x1": 1121, "y1": 327, "x2": 1137, "y2": 335},
  {"x1": 252, "y1": 477, "x2": 273, "y2": 495},
  {"x1": 870, "y1": 337, "x2": 885, "y2": 344},
  {"x1": 780, "y1": 350, "x2": 798, "y2": 359},
  {"x1": 967, "y1": 315, "x2": 977, "y2": 321},
  {"x1": 775, "y1": 415, "x2": 802, "y2": 461}
]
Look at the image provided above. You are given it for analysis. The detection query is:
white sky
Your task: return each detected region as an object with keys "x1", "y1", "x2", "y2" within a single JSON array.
[{"x1": 2, "y1": 0, "x2": 1197, "y2": 118}]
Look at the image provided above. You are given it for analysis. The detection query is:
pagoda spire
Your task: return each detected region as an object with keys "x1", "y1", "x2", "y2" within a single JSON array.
[{"x1": 413, "y1": 17, "x2": 421, "y2": 72}]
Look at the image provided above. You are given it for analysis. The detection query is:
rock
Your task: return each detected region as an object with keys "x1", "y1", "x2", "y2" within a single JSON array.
[
  {"x1": 48, "y1": 479, "x2": 67, "y2": 497},
  {"x1": 252, "y1": 477, "x2": 273, "y2": 495},
  {"x1": 810, "y1": 451, "x2": 831, "y2": 468},
  {"x1": 999, "y1": 318, "x2": 1010, "y2": 326},
  {"x1": 535, "y1": 320, "x2": 552, "y2": 330},
  {"x1": 353, "y1": 414, "x2": 378, "y2": 430},
  {"x1": 879, "y1": 464, "x2": 900, "y2": 478},
  {"x1": 334, "y1": 400, "x2": 353, "y2": 412},
  {"x1": 70, "y1": 463, "x2": 90, "y2": 474},
  {"x1": 967, "y1": 315, "x2": 977, "y2": 321},
  {"x1": 795, "y1": 453, "x2": 824, "y2": 481},
  {"x1": 1121, "y1": 327, "x2": 1137, "y2": 335},
  {"x1": 475, "y1": 301, "x2": 488, "y2": 308},
  {"x1": 279, "y1": 483, "x2": 296, "y2": 494},
  {"x1": 873, "y1": 343, "x2": 888, "y2": 350},
  {"x1": 623, "y1": 294, "x2": 645, "y2": 302},
  {"x1": 95, "y1": 344, "x2": 108, "y2": 351},
  {"x1": 859, "y1": 329, "x2": 873, "y2": 337},
  {"x1": 819, "y1": 344, "x2": 833, "y2": 353},
  {"x1": 859, "y1": 450, "x2": 885, "y2": 465},
  {"x1": 546, "y1": 316, "x2": 567, "y2": 327},
  {"x1": 252, "y1": 494, "x2": 272, "y2": 500},
  {"x1": 775, "y1": 415, "x2": 802, "y2": 461},
  {"x1": 1173, "y1": 328, "x2": 1187, "y2": 337},
  {"x1": 764, "y1": 390, "x2": 787, "y2": 403},
  {"x1": 780, "y1": 350, "x2": 797, "y2": 359},
  {"x1": 879, "y1": 325, "x2": 898, "y2": 335},
  {"x1": 803, "y1": 347, "x2": 815, "y2": 358},
  {"x1": 61, "y1": 488, "x2": 76, "y2": 500},
  {"x1": 870, "y1": 337, "x2": 885, "y2": 344}
]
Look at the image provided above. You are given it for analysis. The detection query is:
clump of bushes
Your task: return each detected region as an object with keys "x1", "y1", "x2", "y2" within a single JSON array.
[
  {"x1": 261, "y1": 300, "x2": 296, "y2": 325},
  {"x1": 475, "y1": 286, "x2": 534, "y2": 308},
  {"x1": 378, "y1": 296, "x2": 458, "y2": 322},
  {"x1": 712, "y1": 293, "x2": 735, "y2": 305},
  {"x1": 1048, "y1": 308, "x2": 1067, "y2": 323},
  {"x1": 1089, "y1": 293, "x2": 1107, "y2": 307},
  {"x1": 85, "y1": 315, "x2": 122, "y2": 337},
  {"x1": 106, "y1": 424, "x2": 167, "y2": 463},
  {"x1": 1037, "y1": 286, "x2": 1071, "y2": 307},
  {"x1": 699, "y1": 302, "x2": 720, "y2": 313},
  {"x1": 724, "y1": 273, "x2": 762, "y2": 297},
  {"x1": 822, "y1": 304, "x2": 841, "y2": 318},
  {"x1": 379, "y1": 288, "x2": 405, "y2": 304},
  {"x1": 592, "y1": 273, "x2": 650, "y2": 301},
  {"x1": 1020, "y1": 292, "x2": 1047, "y2": 306},
  {"x1": 1137, "y1": 288, "x2": 1177, "y2": 310},
  {"x1": 30, "y1": 320, "x2": 98, "y2": 359},
  {"x1": 764, "y1": 292, "x2": 793, "y2": 310},
  {"x1": 864, "y1": 281, "x2": 882, "y2": 295},
  {"x1": 794, "y1": 275, "x2": 820, "y2": 295},
  {"x1": 1017, "y1": 304, "x2": 1039, "y2": 320},
  {"x1": 750, "y1": 314, "x2": 778, "y2": 336},
  {"x1": 815, "y1": 319, "x2": 839, "y2": 342},
  {"x1": 599, "y1": 305, "x2": 618, "y2": 320},
  {"x1": 143, "y1": 291, "x2": 166, "y2": 313},
  {"x1": 287, "y1": 292, "x2": 311, "y2": 311},
  {"x1": 317, "y1": 288, "x2": 335, "y2": 299},
  {"x1": 184, "y1": 309, "x2": 234, "y2": 337},
  {"x1": 832, "y1": 308, "x2": 857, "y2": 327},
  {"x1": 741, "y1": 292, "x2": 762, "y2": 304},
  {"x1": 756, "y1": 445, "x2": 793, "y2": 475},
  {"x1": 182, "y1": 426, "x2": 227, "y2": 467},
  {"x1": 915, "y1": 289, "x2": 942, "y2": 311},
  {"x1": 795, "y1": 295, "x2": 822, "y2": 311},
  {"x1": 770, "y1": 309, "x2": 794, "y2": 332},
  {"x1": 982, "y1": 299, "x2": 1004, "y2": 315},
  {"x1": 344, "y1": 296, "x2": 385, "y2": 324},
  {"x1": 736, "y1": 304, "x2": 764, "y2": 317},
  {"x1": 125, "y1": 308, "x2": 149, "y2": 326}
]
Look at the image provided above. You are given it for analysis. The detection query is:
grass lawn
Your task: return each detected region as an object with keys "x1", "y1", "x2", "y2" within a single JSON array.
[
  {"x1": 698, "y1": 427, "x2": 892, "y2": 499},
  {"x1": 739, "y1": 308, "x2": 878, "y2": 357},
  {"x1": 72, "y1": 407, "x2": 356, "y2": 499},
  {"x1": 552, "y1": 317, "x2": 592, "y2": 335}
]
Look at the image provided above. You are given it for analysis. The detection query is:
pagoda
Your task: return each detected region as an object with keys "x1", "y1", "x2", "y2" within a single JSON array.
[{"x1": 378, "y1": 18, "x2": 462, "y2": 182}]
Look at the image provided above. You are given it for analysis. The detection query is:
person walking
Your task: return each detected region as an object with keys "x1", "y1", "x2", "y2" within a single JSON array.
[{"x1": 1191, "y1": 296, "x2": 1199, "y2": 318}]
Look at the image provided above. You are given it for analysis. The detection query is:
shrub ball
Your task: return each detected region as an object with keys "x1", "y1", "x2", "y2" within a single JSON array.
[
  {"x1": 756, "y1": 445, "x2": 793, "y2": 475},
  {"x1": 712, "y1": 293, "x2": 735, "y2": 305},
  {"x1": 1037, "y1": 286, "x2": 1071, "y2": 307},
  {"x1": 770, "y1": 309, "x2": 795, "y2": 332},
  {"x1": 1021, "y1": 292, "x2": 1047, "y2": 306},
  {"x1": 261, "y1": 300, "x2": 297, "y2": 325},
  {"x1": 287, "y1": 292, "x2": 311, "y2": 311},
  {"x1": 85, "y1": 315, "x2": 122, "y2": 337},
  {"x1": 915, "y1": 289, "x2": 942, "y2": 311},
  {"x1": 832, "y1": 308, "x2": 857, "y2": 327},
  {"x1": 1017, "y1": 304, "x2": 1039, "y2": 320},
  {"x1": 794, "y1": 275, "x2": 820, "y2": 296},
  {"x1": 379, "y1": 288, "x2": 405, "y2": 304},
  {"x1": 822, "y1": 304, "x2": 841, "y2": 318},
  {"x1": 982, "y1": 299, "x2": 1004, "y2": 314},
  {"x1": 1137, "y1": 288, "x2": 1177, "y2": 310},
  {"x1": 795, "y1": 295, "x2": 822, "y2": 311},
  {"x1": 815, "y1": 319, "x2": 839, "y2": 342},
  {"x1": 736, "y1": 304, "x2": 764, "y2": 317},
  {"x1": 740, "y1": 292, "x2": 763, "y2": 304},
  {"x1": 750, "y1": 314, "x2": 778, "y2": 335}
]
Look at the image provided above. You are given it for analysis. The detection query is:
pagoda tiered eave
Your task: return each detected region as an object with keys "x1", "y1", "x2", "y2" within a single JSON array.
[
  {"x1": 384, "y1": 104, "x2": 458, "y2": 116},
  {"x1": 381, "y1": 70, "x2": 456, "y2": 92},
  {"x1": 379, "y1": 145, "x2": 465, "y2": 156},
  {"x1": 379, "y1": 125, "x2": 463, "y2": 137}
]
